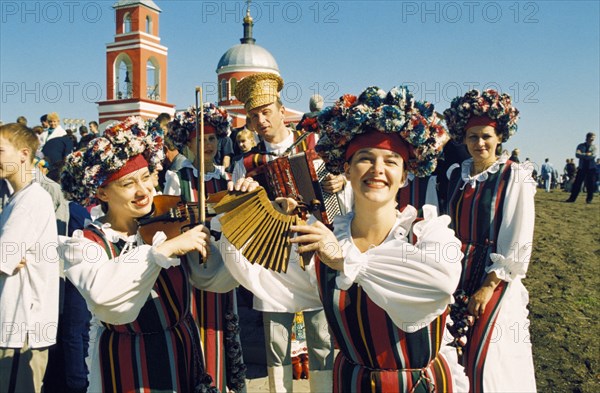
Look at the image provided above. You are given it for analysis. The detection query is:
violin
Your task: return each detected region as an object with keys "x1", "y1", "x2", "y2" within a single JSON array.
[{"x1": 136, "y1": 192, "x2": 227, "y2": 245}]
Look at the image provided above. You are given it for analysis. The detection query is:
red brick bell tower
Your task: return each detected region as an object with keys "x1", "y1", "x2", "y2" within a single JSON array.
[{"x1": 97, "y1": 0, "x2": 174, "y2": 131}]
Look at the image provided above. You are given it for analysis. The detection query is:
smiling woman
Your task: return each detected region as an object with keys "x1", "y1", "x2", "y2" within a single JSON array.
[
  {"x1": 290, "y1": 86, "x2": 469, "y2": 393},
  {"x1": 58, "y1": 117, "x2": 238, "y2": 393},
  {"x1": 443, "y1": 89, "x2": 537, "y2": 392}
]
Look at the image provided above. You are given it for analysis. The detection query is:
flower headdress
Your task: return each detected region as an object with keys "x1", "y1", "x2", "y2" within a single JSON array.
[
  {"x1": 316, "y1": 86, "x2": 448, "y2": 177},
  {"x1": 443, "y1": 89, "x2": 519, "y2": 143},
  {"x1": 61, "y1": 116, "x2": 164, "y2": 206},
  {"x1": 167, "y1": 103, "x2": 231, "y2": 150}
]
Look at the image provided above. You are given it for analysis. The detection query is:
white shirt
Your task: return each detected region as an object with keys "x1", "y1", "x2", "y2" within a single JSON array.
[
  {"x1": 232, "y1": 130, "x2": 296, "y2": 182},
  {"x1": 0, "y1": 182, "x2": 59, "y2": 348}
]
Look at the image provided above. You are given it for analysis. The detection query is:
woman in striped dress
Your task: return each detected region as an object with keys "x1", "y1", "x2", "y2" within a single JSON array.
[
  {"x1": 163, "y1": 105, "x2": 246, "y2": 392},
  {"x1": 291, "y1": 86, "x2": 469, "y2": 392},
  {"x1": 59, "y1": 117, "x2": 238, "y2": 392},
  {"x1": 443, "y1": 89, "x2": 537, "y2": 392}
]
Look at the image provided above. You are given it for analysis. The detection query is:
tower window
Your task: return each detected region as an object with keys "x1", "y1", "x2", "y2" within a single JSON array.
[
  {"x1": 115, "y1": 54, "x2": 133, "y2": 99},
  {"x1": 221, "y1": 79, "x2": 229, "y2": 101},
  {"x1": 146, "y1": 59, "x2": 160, "y2": 100},
  {"x1": 230, "y1": 78, "x2": 237, "y2": 99},
  {"x1": 124, "y1": 13, "x2": 132, "y2": 33},
  {"x1": 146, "y1": 16, "x2": 152, "y2": 34}
]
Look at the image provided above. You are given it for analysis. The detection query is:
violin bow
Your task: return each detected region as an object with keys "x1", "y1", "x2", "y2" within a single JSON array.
[{"x1": 195, "y1": 87, "x2": 206, "y2": 224}]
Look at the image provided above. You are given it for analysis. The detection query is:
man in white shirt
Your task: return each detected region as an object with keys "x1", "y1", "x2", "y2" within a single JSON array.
[
  {"x1": 0, "y1": 123, "x2": 59, "y2": 393},
  {"x1": 226, "y1": 73, "x2": 337, "y2": 392}
]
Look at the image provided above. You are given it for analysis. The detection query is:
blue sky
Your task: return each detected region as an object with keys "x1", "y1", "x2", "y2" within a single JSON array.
[{"x1": 1, "y1": 0, "x2": 599, "y2": 169}]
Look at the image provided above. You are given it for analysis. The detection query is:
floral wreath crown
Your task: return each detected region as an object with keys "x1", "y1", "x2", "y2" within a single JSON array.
[
  {"x1": 315, "y1": 86, "x2": 448, "y2": 177},
  {"x1": 443, "y1": 89, "x2": 519, "y2": 143},
  {"x1": 61, "y1": 116, "x2": 164, "y2": 206},
  {"x1": 167, "y1": 103, "x2": 231, "y2": 151}
]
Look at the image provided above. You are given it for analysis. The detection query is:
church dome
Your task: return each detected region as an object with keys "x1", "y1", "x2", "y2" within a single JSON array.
[{"x1": 216, "y1": 43, "x2": 279, "y2": 75}]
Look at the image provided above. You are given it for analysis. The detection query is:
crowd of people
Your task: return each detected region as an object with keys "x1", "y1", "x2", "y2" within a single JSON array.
[{"x1": 1, "y1": 73, "x2": 598, "y2": 393}]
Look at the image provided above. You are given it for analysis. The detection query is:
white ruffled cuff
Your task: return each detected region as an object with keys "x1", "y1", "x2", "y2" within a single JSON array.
[
  {"x1": 486, "y1": 253, "x2": 527, "y2": 282},
  {"x1": 149, "y1": 231, "x2": 181, "y2": 268},
  {"x1": 336, "y1": 246, "x2": 368, "y2": 290}
]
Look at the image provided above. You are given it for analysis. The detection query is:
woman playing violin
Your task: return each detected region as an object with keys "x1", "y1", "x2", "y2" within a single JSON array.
[
  {"x1": 162, "y1": 105, "x2": 246, "y2": 392},
  {"x1": 59, "y1": 117, "x2": 237, "y2": 393}
]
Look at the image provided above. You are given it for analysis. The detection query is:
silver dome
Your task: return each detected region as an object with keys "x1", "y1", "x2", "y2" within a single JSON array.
[{"x1": 216, "y1": 44, "x2": 279, "y2": 74}]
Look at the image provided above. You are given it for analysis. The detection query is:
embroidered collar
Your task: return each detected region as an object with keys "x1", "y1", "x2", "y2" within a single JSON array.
[
  {"x1": 181, "y1": 159, "x2": 227, "y2": 181},
  {"x1": 460, "y1": 152, "x2": 509, "y2": 188}
]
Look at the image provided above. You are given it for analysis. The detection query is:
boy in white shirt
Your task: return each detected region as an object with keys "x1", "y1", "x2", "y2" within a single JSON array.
[{"x1": 0, "y1": 123, "x2": 59, "y2": 392}]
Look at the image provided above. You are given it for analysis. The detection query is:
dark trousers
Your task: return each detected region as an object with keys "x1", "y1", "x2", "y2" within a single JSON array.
[
  {"x1": 45, "y1": 280, "x2": 91, "y2": 392},
  {"x1": 62, "y1": 279, "x2": 91, "y2": 390},
  {"x1": 569, "y1": 168, "x2": 597, "y2": 202}
]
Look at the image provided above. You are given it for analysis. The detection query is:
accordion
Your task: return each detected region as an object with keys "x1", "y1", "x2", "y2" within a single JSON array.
[
  {"x1": 213, "y1": 187, "x2": 310, "y2": 273},
  {"x1": 247, "y1": 149, "x2": 346, "y2": 226}
]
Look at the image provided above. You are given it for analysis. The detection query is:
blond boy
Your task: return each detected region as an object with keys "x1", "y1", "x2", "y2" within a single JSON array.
[{"x1": 0, "y1": 123, "x2": 59, "y2": 392}]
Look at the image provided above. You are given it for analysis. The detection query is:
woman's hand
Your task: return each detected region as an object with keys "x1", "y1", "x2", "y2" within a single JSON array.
[
  {"x1": 155, "y1": 225, "x2": 211, "y2": 259},
  {"x1": 467, "y1": 286, "x2": 494, "y2": 318},
  {"x1": 321, "y1": 173, "x2": 346, "y2": 194},
  {"x1": 228, "y1": 176, "x2": 260, "y2": 192},
  {"x1": 467, "y1": 271, "x2": 501, "y2": 318},
  {"x1": 290, "y1": 221, "x2": 344, "y2": 270}
]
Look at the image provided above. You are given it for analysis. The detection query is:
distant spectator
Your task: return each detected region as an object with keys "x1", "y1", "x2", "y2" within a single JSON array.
[
  {"x1": 566, "y1": 132, "x2": 597, "y2": 203},
  {"x1": 16, "y1": 116, "x2": 27, "y2": 126},
  {"x1": 88, "y1": 121, "x2": 99, "y2": 135},
  {"x1": 564, "y1": 158, "x2": 577, "y2": 191},
  {"x1": 156, "y1": 113, "x2": 171, "y2": 133},
  {"x1": 65, "y1": 129, "x2": 78, "y2": 146},
  {"x1": 41, "y1": 112, "x2": 74, "y2": 182},
  {"x1": 31, "y1": 125, "x2": 44, "y2": 138},
  {"x1": 236, "y1": 128, "x2": 257, "y2": 154},
  {"x1": 596, "y1": 158, "x2": 600, "y2": 193},
  {"x1": 509, "y1": 148, "x2": 520, "y2": 163},
  {"x1": 541, "y1": 158, "x2": 554, "y2": 192},
  {"x1": 229, "y1": 116, "x2": 257, "y2": 158},
  {"x1": 157, "y1": 135, "x2": 187, "y2": 192},
  {"x1": 40, "y1": 114, "x2": 49, "y2": 129},
  {"x1": 77, "y1": 125, "x2": 94, "y2": 150}
]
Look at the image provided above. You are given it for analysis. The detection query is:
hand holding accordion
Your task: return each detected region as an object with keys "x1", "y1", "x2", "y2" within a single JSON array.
[{"x1": 213, "y1": 187, "x2": 312, "y2": 273}]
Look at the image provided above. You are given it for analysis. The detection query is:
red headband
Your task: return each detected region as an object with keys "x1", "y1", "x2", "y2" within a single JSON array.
[
  {"x1": 464, "y1": 116, "x2": 497, "y2": 131},
  {"x1": 345, "y1": 129, "x2": 410, "y2": 163},
  {"x1": 188, "y1": 123, "x2": 216, "y2": 141},
  {"x1": 102, "y1": 154, "x2": 148, "y2": 186}
]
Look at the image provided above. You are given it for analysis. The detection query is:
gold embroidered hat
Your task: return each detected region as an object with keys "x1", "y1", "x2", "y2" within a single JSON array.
[{"x1": 235, "y1": 73, "x2": 284, "y2": 112}]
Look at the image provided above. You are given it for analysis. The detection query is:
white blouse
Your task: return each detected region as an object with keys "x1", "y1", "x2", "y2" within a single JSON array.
[
  {"x1": 213, "y1": 214, "x2": 324, "y2": 313},
  {"x1": 448, "y1": 153, "x2": 537, "y2": 282},
  {"x1": 59, "y1": 222, "x2": 238, "y2": 325},
  {"x1": 334, "y1": 205, "x2": 463, "y2": 333}
]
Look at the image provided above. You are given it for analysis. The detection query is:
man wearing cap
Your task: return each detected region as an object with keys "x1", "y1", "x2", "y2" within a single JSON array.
[{"x1": 223, "y1": 73, "x2": 337, "y2": 392}]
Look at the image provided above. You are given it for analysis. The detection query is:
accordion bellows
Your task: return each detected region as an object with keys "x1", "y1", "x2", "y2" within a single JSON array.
[{"x1": 214, "y1": 187, "x2": 308, "y2": 273}]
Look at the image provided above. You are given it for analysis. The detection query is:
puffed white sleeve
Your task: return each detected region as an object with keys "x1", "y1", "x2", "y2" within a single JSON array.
[
  {"x1": 186, "y1": 242, "x2": 239, "y2": 293},
  {"x1": 336, "y1": 206, "x2": 463, "y2": 333},
  {"x1": 59, "y1": 231, "x2": 180, "y2": 325},
  {"x1": 212, "y1": 214, "x2": 320, "y2": 312},
  {"x1": 486, "y1": 162, "x2": 536, "y2": 282},
  {"x1": 162, "y1": 169, "x2": 182, "y2": 196}
]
